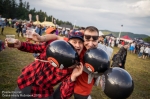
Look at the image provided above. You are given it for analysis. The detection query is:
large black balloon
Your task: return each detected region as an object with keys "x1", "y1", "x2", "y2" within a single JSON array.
[
  {"x1": 102, "y1": 67, "x2": 134, "y2": 99},
  {"x1": 46, "y1": 40, "x2": 79, "y2": 68},
  {"x1": 84, "y1": 48, "x2": 110, "y2": 73}
]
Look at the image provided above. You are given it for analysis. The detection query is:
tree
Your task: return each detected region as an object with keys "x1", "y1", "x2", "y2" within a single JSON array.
[
  {"x1": 26, "y1": 2, "x2": 30, "y2": 11},
  {"x1": 0, "y1": 0, "x2": 77, "y2": 27},
  {"x1": 144, "y1": 37, "x2": 150, "y2": 43}
]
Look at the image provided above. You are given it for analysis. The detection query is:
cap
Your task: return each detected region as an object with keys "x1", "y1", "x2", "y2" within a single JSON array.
[
  {"x1": 46, "y1": 27, "x2": 56, "y2": 34},
  {"x1": 68, "y1": 30, "x2": 84, "y2": 41}
]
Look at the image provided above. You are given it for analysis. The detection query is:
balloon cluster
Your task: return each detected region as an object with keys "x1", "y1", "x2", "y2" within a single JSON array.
[{"x1": 46, "y1": 41, "x2": 134, "y2": 99}]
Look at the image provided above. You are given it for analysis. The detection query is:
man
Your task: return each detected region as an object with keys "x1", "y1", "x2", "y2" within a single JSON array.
[
  {"x1": 8, "y1": 30, "x2": 84, "y2": 99},
  {"x1": 33, "y1": 26, "x2": 104, "y2": 99},
  {"x1": 111, "y1": 43, "x2": 129, "y2": 69},
  {"x1": 98, "y1": 35, "x2": 113, "y2": 60}
]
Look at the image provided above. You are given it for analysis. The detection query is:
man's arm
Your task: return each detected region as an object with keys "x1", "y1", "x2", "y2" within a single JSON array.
[
  {"x1": 60, "y1": 63, "x2": 83, "y2": 99},
  {"x1": 18, "y1": 42, "x2": 47, "y2": 53},
  {"x1": 5, "y1": 39, "x2": 52, "y2": 53},
  {"x1": 32, "y1": 33, "x2": 65, "y2": 42}
]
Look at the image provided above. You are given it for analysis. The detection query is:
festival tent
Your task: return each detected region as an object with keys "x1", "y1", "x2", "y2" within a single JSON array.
[
  {"x1": 120, "y1": 35, "x2": 133, "y2": 42},
  {"x1": 105, "y1": 33, "x2": 116, "y2": 37},
  {"x1": 33, "y1": 15, "x2": 41, "y2": 25},
  {"x1": 143, "y1": 42, "x2": 150, "y2": 46},
  {"x1": 12, "y1": 18, "x2": 17, "y2": 22},
  {"x1": 33, "y1": 21, "x2": 41, "y2": 25},
  {"x1": 121, "y1": 35, "x2": 132, "y2": 40},
  {"x1": 41, "y1": 21, "x2": 55, "y2": 27}
]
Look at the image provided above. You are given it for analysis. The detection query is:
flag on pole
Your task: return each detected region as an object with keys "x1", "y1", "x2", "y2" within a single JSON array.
[
  {"x1": 51, "y1": 16, "x2": 53, "y2": 23},
  {"x1": 29, "y1": 14, "x2": 32, "y2": 21},
  {"x1": 45, "y1": 17, "x2": 46, "y2": 21},
  {"x1": 36, "y1": 15, "x2": 39, "y2": 21}
]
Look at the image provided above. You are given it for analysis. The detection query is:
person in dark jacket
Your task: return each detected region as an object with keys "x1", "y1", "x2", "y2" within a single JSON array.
[{"x1": 111, "y1": 43, "x2": 129, "y2": 69}]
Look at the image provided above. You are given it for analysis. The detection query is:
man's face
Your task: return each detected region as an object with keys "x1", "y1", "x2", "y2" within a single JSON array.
[
  {"x1": 68, "y1": 38, "x2": 84, "y2": 55},
  {"x1": 84, "y1": 30, "x2": 99, "y2": 50}
]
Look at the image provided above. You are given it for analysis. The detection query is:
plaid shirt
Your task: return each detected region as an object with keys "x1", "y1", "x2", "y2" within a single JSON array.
[
  {"x1": 17, "y1": 40, "x2": 73, "y2": 98},
  {"x1": 59, "y1": 48, "x2": 86, "y2": 99},
  {"x1": 60, "y1": 76, "x2": 75, "y2": 99}
]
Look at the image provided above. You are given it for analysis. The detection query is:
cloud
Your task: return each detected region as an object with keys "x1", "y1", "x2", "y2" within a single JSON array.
[{"x1": 17, "y1": 0, "x2": 150, "y2": 36}]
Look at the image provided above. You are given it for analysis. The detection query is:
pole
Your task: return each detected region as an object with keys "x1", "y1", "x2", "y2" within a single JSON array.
[
  {"x1": 73, "y1": 20, "x2": 77, "y2": 29},
  {"x1": 51, "y1": 16, "x2": 53, "y2": 23},
  {"x1": 118, "y1": 25, "x2": 123, "y2": 42}
]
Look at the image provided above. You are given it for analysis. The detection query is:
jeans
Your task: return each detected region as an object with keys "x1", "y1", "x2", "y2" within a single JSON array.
[{"x1": 138, "y1": 52, "x2": 143, "y2": 57}]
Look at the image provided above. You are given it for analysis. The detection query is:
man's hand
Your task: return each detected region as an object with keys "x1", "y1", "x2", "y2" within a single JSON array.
[
  {"x1": 14, "y1": 39, "x2": 21, "y2": 48},
  {"x1": 71, "y1": 62, "x2": 83, "y2": 82},
  {"x1": 32, "y1": 33, "x2": 42, "y2": 42},
  {"x1": 5, "y1": 39, "x2": 21, "y2": 48}
]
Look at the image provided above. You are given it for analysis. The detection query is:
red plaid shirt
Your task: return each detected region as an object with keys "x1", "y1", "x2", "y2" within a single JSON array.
[
  {"x1": 59, "y1": 48, "x2": 86, "y2": 99},
  {"x1": 17, "y1": 40, "x2": 73, "y2": 98}
]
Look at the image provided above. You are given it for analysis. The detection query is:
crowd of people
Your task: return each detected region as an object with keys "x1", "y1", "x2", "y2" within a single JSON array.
[
  {"x1": 129, "y1": 41, "x2": 150, "y2": 59},
  {"x1": 1, "y1": 16, "x2": 147, "y2": 99},
  {"x1": 2, "y1": 25, "x2": 134, "y2": 99}
]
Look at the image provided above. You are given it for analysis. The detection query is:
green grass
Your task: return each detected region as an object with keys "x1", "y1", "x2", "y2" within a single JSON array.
[{"x1": 0, "y1": 27, "x2": 150, "y2": 99}]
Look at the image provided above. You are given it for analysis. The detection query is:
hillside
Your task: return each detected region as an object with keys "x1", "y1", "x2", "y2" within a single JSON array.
[{"x1": 100, "y1": 30, "x2": 149, "y2": 39}]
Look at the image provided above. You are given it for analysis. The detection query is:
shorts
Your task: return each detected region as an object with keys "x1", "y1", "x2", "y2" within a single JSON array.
[
  {"x1": 130, "y1": 46, "x2": 134, "y2": 51},
  {"x1": 144, "y1": 53, "x2": 148, "y2": 56}
]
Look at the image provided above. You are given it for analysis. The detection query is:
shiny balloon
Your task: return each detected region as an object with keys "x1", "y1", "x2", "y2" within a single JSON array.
[
  {"x1": 46, "y1": 40, "x2": 79, "y2": 69},
  {"x1": 101, "y1": 67, "x2": 134, "y2": 99},
  {"x1": 84, "y1": 48, "x2": 110, "y2": 73}
]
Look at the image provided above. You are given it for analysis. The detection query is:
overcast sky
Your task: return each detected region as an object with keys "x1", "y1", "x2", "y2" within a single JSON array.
[{"x1": 19, "y1": 0, "x2": 150, "y2": 36}]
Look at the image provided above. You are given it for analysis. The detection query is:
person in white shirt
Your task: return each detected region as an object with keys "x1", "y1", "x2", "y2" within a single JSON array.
[
  {"x1": 98, "y1": 35, "x2": 113, "y2": 59},
  {"x1": 138, "y1": 45, "x2": 144, "y2": 58},
  {"x1": 143, "y1": 46, "x2": 149, "y2": 59},
  {"x1": 111, "y1": 40, "x2": 115, "y2": 47}
]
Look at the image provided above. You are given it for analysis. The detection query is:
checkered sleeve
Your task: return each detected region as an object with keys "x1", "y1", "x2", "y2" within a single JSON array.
[
  {"x1": 60, "y1": 76, "x2": 75, "y2": 99},
  {"x1": 18, "y1": 40, "x2": 53, "y2": 53}
]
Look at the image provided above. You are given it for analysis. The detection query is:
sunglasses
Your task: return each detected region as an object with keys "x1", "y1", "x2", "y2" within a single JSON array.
[
  {"x1": 84, "y1": 35, "x2": 99, "y2": 40},
  {"x1": 69, "y1": 31, "x2": 83, "y2": 37}
]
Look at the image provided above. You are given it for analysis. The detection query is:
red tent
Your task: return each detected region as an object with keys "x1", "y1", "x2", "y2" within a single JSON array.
[{"x1": 121, "y1": 35, "x2": 132, "y2": 40}]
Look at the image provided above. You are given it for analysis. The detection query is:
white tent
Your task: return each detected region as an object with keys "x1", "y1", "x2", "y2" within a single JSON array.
[{"x1": 99, "y1": 31, "x2": 104, "y2": 36}]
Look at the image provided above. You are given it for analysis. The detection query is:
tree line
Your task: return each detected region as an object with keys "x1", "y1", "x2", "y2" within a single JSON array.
[
  {"x1": 0, "y1": 0, "x2": 74, "y2": 26},
  {"x1": 144, "y1": 37, "x2": 150, "y2": 43}
]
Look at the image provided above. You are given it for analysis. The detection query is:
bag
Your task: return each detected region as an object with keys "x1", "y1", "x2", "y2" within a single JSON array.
[{"x1": 112, "y1": 54, "x2": 117, "y2": 61}]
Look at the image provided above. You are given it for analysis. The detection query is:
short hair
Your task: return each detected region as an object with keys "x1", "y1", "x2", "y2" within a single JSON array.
[
  {"x1": 101, "y1": 35, "x2": 105, "y2": 38},
  {"x1": 84, "y1": 26, "x2": 99, "y2": 35},
  {"x1": 80, "y1": 27, "x2": 85, "y2": 30}
]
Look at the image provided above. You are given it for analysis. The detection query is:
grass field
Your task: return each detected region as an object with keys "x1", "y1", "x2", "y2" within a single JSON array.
[{"x1": 0, "y1": 27, "x2": 150, "y2": 99}]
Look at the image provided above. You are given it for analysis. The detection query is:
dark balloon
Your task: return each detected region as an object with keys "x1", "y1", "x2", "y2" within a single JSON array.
[
  {"x1": 84, "y1": 48, "x2": 110, "y2": 73},
  {"x1": 101, "y1": 67, "x2": 134, "y2": 99},
  {"x1": 46, "y1": 40, "x2": 79, "y2": 69}
]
